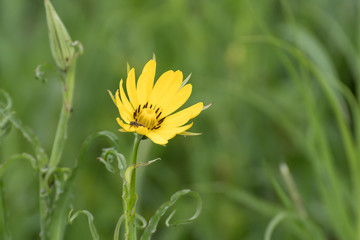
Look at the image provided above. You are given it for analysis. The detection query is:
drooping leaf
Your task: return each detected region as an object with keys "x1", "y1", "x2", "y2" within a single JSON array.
[
  {"x1": 35, "y1": 63, "x2": 62, "y2": 83},
  {"x1": 98, "y1": 147, "x2": 127, "y2": 178},
  {"x1": 124, "y1": 158, "x2": 160, "y2": 186},
  {"x1": 0, "y1": 153, "x2": 37, "y2": 177},
  {"x1": 140, "y1": 189, "x2": 202, "y2": 240},
  {"x1": 47, "y1": 131, "x2": 122, "y2": 239},
  {"x1": 68, "y1": 209, "x2": 99, "y2": 240}
]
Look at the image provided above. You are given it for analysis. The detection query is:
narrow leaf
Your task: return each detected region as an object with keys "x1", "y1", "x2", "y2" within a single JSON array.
[
  {"x1": 98, "y1": 147, "x2": 127, "y2": 177},
  {"x1": 47, "y1": 130, "x2": 122, "y2": 239},
  {"x1": 125, "y1": 158, "x2": 160, "y2": 186},
  {"x1": 35, "y1": 63, "x2": 61, "y2": 83},
  {"x1": 68, "y1": 209, "x2": 99, "y2": 240},
  {"x1": 0, "y1": 153, "x2": 37, "y2": 177},
  {"x1": 141, "y1": 189, "x2": 202, "y2": 240}
]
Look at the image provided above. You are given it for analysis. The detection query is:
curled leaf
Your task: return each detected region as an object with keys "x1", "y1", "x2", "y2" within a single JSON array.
[
  {"x1": 165, "y1": 191, "x2": 201, "y2": 227},
  {"x1": 140, "y1": 189, "x2": 202, "y2": 240},
  {"x1": 72, "y1": 40, "x2": 84, "y2": 57},
  {"x1": 47, "y1": 131, "x2": 121, "y2": 239},
  {"x1": 0, "y1": 90, "x2": 12, "y2": 111},
  {"x1": 0, "y1": 153, "x2": 37, "y2": 177},
  {"x1": 113, "y1": 214, "x2": 147, "y2": 240},
  {"x1": 35, "y1": 63, "x2": 61, "y2": 83},
  {"x1": 98, "y1": 147, "x2": 127, "y2": 178},
  {"x1": 68, "y1": 209, "x2": 99, "y2": 240}
]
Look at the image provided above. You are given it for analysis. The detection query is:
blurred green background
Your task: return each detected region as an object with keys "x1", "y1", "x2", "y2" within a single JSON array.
[{"x1": 0, "y1": 0, "x2": 358, "y2": 239}]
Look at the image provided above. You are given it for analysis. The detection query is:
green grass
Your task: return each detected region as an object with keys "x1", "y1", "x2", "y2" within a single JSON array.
[{"x1": 1, "y1": 0, "x2": 360, "y2": 239}]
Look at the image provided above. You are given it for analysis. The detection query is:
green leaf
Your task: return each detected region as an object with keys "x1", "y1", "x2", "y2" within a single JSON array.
[
  {"x1": 113, "y1": 214, "x2": 146, "y2": 240},
  {"x1": 47, "y1": 131, "x2": 122, "y2": 240},
  {"x1": 0, "y1": 90, "x2": 13, "y2": 140},
  {"x1": 8, "y1": 114, "x2": 48, "y2": 168},
  {"x1": 264, "y1": 212, "x2": 326, "y2": 240},
  {"x1": 0, "y1": 90, "x2": 48, "y2": 166},
  {"x1": 113, "y1": 215, "x2": 124, "y2": 240},
  {"x1": 0, "y1": 153, "x2": 37, "y2": 177},
  {"x1": 35, "y1": 63, "x2": 62, "y2": 83},
  {"x1": 140, "y1": 189, "x2": 202, "y2": 240},
  {"x1": 98, "y1": 147, "x2": 127, "y2": 178},
  {"x1": 68, "y1": 209, "x2": 99, "y2": 240},
  {"x1": 0, "y1": 90, "x2": 12, "y2": 111},
  {"x1": 124, "y1": 158, "x2": 160, "y2": 186}
]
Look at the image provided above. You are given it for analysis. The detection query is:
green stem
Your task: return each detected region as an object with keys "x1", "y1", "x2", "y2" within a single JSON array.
[
  {"x1": 41, "y1": 62, "x2": 76, "y2": 240},
  {"x1": 48, "y1": 63, "x2": 76, "y2": 172},
  {"x1": 124, "y1": 134, "x2": 141, "y2": 240},
  {"x1": 0, "y1": 144, "x2": 8, "y2": 240},
  {"x1": 0, "y1": 180, "x2": 9, "y2": 240},
  {"x1": 39, "y1": 174, "x2": 48, "y2": 240}
]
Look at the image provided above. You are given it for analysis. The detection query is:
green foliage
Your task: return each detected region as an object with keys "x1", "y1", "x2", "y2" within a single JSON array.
[{"x1": 1, "y1": 0, "x2": 360, "y2": 239}]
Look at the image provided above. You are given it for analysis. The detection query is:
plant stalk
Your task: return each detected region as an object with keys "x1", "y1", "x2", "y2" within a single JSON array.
[
  {"x1": 48, "y1": 63, "x2": 76, "y2": 173},
  {"x1": 124, "y1": 134, "x2": 141, "y2": 240},
  {"x1": 41, "y1": 62, "x2": 76, "y2": 240}
]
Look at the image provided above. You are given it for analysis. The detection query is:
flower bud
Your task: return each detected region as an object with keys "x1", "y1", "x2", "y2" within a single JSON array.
[{"x1": 44, "y1": 0, "x2": 74, "y2": 71}]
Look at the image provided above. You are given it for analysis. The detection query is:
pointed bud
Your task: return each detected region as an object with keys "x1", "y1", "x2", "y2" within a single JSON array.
[{"x1": 44, "y1": 0, "x2": 74, "y2": 71}]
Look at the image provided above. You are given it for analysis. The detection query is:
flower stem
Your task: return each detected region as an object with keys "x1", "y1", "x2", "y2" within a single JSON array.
[
  {"x1": 41, "y1": 62, "x2": 76, "y2": 240},
  {"x1": 48, "y1": 63, "x2": 76, "y2": 173},
  {"x1": 124, "y1": 134, "x2": 141, "y2": 240}
]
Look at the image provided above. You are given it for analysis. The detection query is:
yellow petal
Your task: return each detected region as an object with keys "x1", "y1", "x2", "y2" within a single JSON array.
[
  {"x1": 115, "y1": 90, "x2": 132, "y2": 123},
  {"x1": 153, "y1": 122, "x2": 193, "y2": 140},
  {"x1": 147, "y1": 132, "x2": 168, "y2": 145},
  {"x1": 161, "y1": 83, "x2": 192, "y2": 117},
  {"x1": 119, "y1": 79, "x2": 134, "y2": 114},
  {"x1": 126, "y1": 68, "x2": 139, "y2": 109},
  {"x1": 156, "y1": 70, "x2": 183, "y2": 112},
  {"x1": 116, "y1": 118, "x2": 134, "y2": 132},
  {"x1": 137, "y1": 60, "x2": 156, "y2": 105},
  {"x1": 148, "y1": 70, "x2": 175, "y2": 107},
  {"x1": 162, "y1": 102, "x2": 203, "y2": 128},
  {"x1": 135, "y1": 126, "x2": 149, "y2": 136}
]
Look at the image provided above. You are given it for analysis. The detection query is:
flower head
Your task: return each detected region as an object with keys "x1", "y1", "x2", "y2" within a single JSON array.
[{"x1": 108, "y1": 59, "x2": 203, "y2": 145}]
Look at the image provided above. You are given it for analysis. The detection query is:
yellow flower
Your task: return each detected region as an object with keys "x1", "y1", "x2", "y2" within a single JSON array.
[{"x1": 108, "y1": 59, "x2": 203, "y2": 145}]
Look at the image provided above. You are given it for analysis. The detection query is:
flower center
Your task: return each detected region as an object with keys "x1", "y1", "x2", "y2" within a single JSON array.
[
  {"x1": 133, "y1": 102, "x2": 166, "y2": 130},
  {"x1": 138, "y1": 108, "x2": 157, "y2": 129}
]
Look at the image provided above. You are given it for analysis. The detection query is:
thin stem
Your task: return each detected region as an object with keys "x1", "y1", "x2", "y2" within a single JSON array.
[
  {"x1": 0, "y1": 144, "x2": 8, "y2": 240},
  {"x1": 0, "y1": 171, "x2": 9, "y2": 240},
  {"x1": 124, "y1": 134, "x2": 141, "y2": 240},
  {"x1": 47, "y1": 63, "x2": 76, "y2": 174},
  {"x1": 41, "y1": 62, "x2": 76, "y2": 240},
  {"x1": 39, "y1": 174, "x2": 48, "y2": 240}
]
